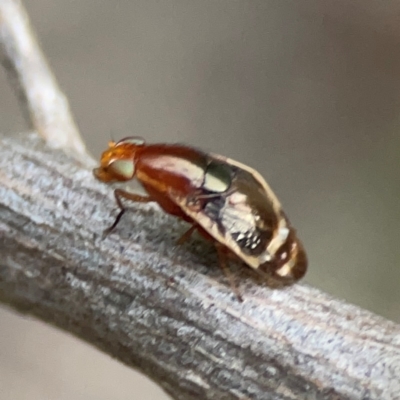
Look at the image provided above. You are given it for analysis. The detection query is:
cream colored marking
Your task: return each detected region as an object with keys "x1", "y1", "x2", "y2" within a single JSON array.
[
  {"x1": 275, "y1": 262, "x2": 293, "y2": 277},
  {"x1": 266, "y1": 219, "x2": 289, "y2": 257},
  {"x1": 149, "y1": 155, "x2": 204, "y2": 187},
  {"x1": 228, "y1": 191, "x2": 247, "y2": 205},
  {"x1": 258, "y1": 251, "x2": 272, "y2": 263},
  {"x1": 275, "y1": 247, "x2": 298, "y2": 277}
]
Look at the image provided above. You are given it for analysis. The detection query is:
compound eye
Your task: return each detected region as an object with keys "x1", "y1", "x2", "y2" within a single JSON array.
[
  {"x1": 116, "y1": 136, "x2": 145, "y2": 146},
  {"x1": 109, "y1": 160, "x2": 135, "y2": 179}
]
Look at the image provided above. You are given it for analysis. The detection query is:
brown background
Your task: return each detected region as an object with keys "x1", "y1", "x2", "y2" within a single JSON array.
[{"x1": 1, "y1": 1, "x2": 400, "y2": 399}]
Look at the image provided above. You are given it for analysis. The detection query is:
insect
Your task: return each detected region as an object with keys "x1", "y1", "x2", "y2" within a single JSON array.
[{"x1": 94, "y1": 137, "x2": 307, "y2": 300}]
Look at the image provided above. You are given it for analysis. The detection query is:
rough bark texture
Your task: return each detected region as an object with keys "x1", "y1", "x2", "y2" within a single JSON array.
[
  {"x1": 1, "y1": 1, "x2": 399, "y2": 398},
  {"x1": 0, "y1": 132, "x2": 399, "y2": 400}
]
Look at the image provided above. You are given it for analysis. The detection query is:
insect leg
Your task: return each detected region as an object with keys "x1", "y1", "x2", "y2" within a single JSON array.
[
  {"x1": 215, "y1": 243, "x2": 243, "y2": 302},
  {"x1": 103, "y1": 189, "x2": 155, "y2": 237},
  {"x1": 176, "y1": 224, "x2": 198, "y2": 245}
]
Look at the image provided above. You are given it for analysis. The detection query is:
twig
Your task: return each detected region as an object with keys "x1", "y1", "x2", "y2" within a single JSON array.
[
  {"x1": 0, "y1": 0, "x2": 87, "y2": 157},
  {"x1": 0, "y1": 133, "x2": 399, "y2": 400},
  {"x1": 1, "y1": 1, "x2": 400, "y2": 399}
]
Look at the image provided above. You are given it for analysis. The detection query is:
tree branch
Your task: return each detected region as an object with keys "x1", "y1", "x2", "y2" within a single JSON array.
[
  {"x1": 0, "y1": 0, "x2": 87, "y2": 156},
  {"x1": 0, "y1": 133, "x2": 399, "y2": 400},
  {"x1": 0, "y1": 1, "x2": 399, "y2": 399}
]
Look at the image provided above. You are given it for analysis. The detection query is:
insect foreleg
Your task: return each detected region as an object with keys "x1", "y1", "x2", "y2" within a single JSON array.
[{"x1": 102, "y1": 189, "x2": 155, "y2": 238}]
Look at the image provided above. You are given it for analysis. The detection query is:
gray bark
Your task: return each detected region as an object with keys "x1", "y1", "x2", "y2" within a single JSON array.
[
  {"x1": 0, "y1": 133, "x2": 399, "y2": 400},
  {"x1": 1, "y1": 1, "x2": 399, "y2": 398}
]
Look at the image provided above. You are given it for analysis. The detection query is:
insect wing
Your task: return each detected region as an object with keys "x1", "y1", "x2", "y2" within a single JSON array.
[{"x1": 170, "y1": 154, "x2": 287, "y2": 269}]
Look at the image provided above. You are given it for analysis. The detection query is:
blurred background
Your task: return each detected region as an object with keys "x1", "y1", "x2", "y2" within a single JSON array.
[{"x1": 1, "y1": 1, "x2": 400, "y2": 399}]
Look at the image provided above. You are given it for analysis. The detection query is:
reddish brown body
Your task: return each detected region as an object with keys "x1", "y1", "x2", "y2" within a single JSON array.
[
  {"x1": 94, "y1": 137, "x2": 307, "y2": 299},
  {"x1": 136, "y1": 145, "x2": 207, "y2": 221}
]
